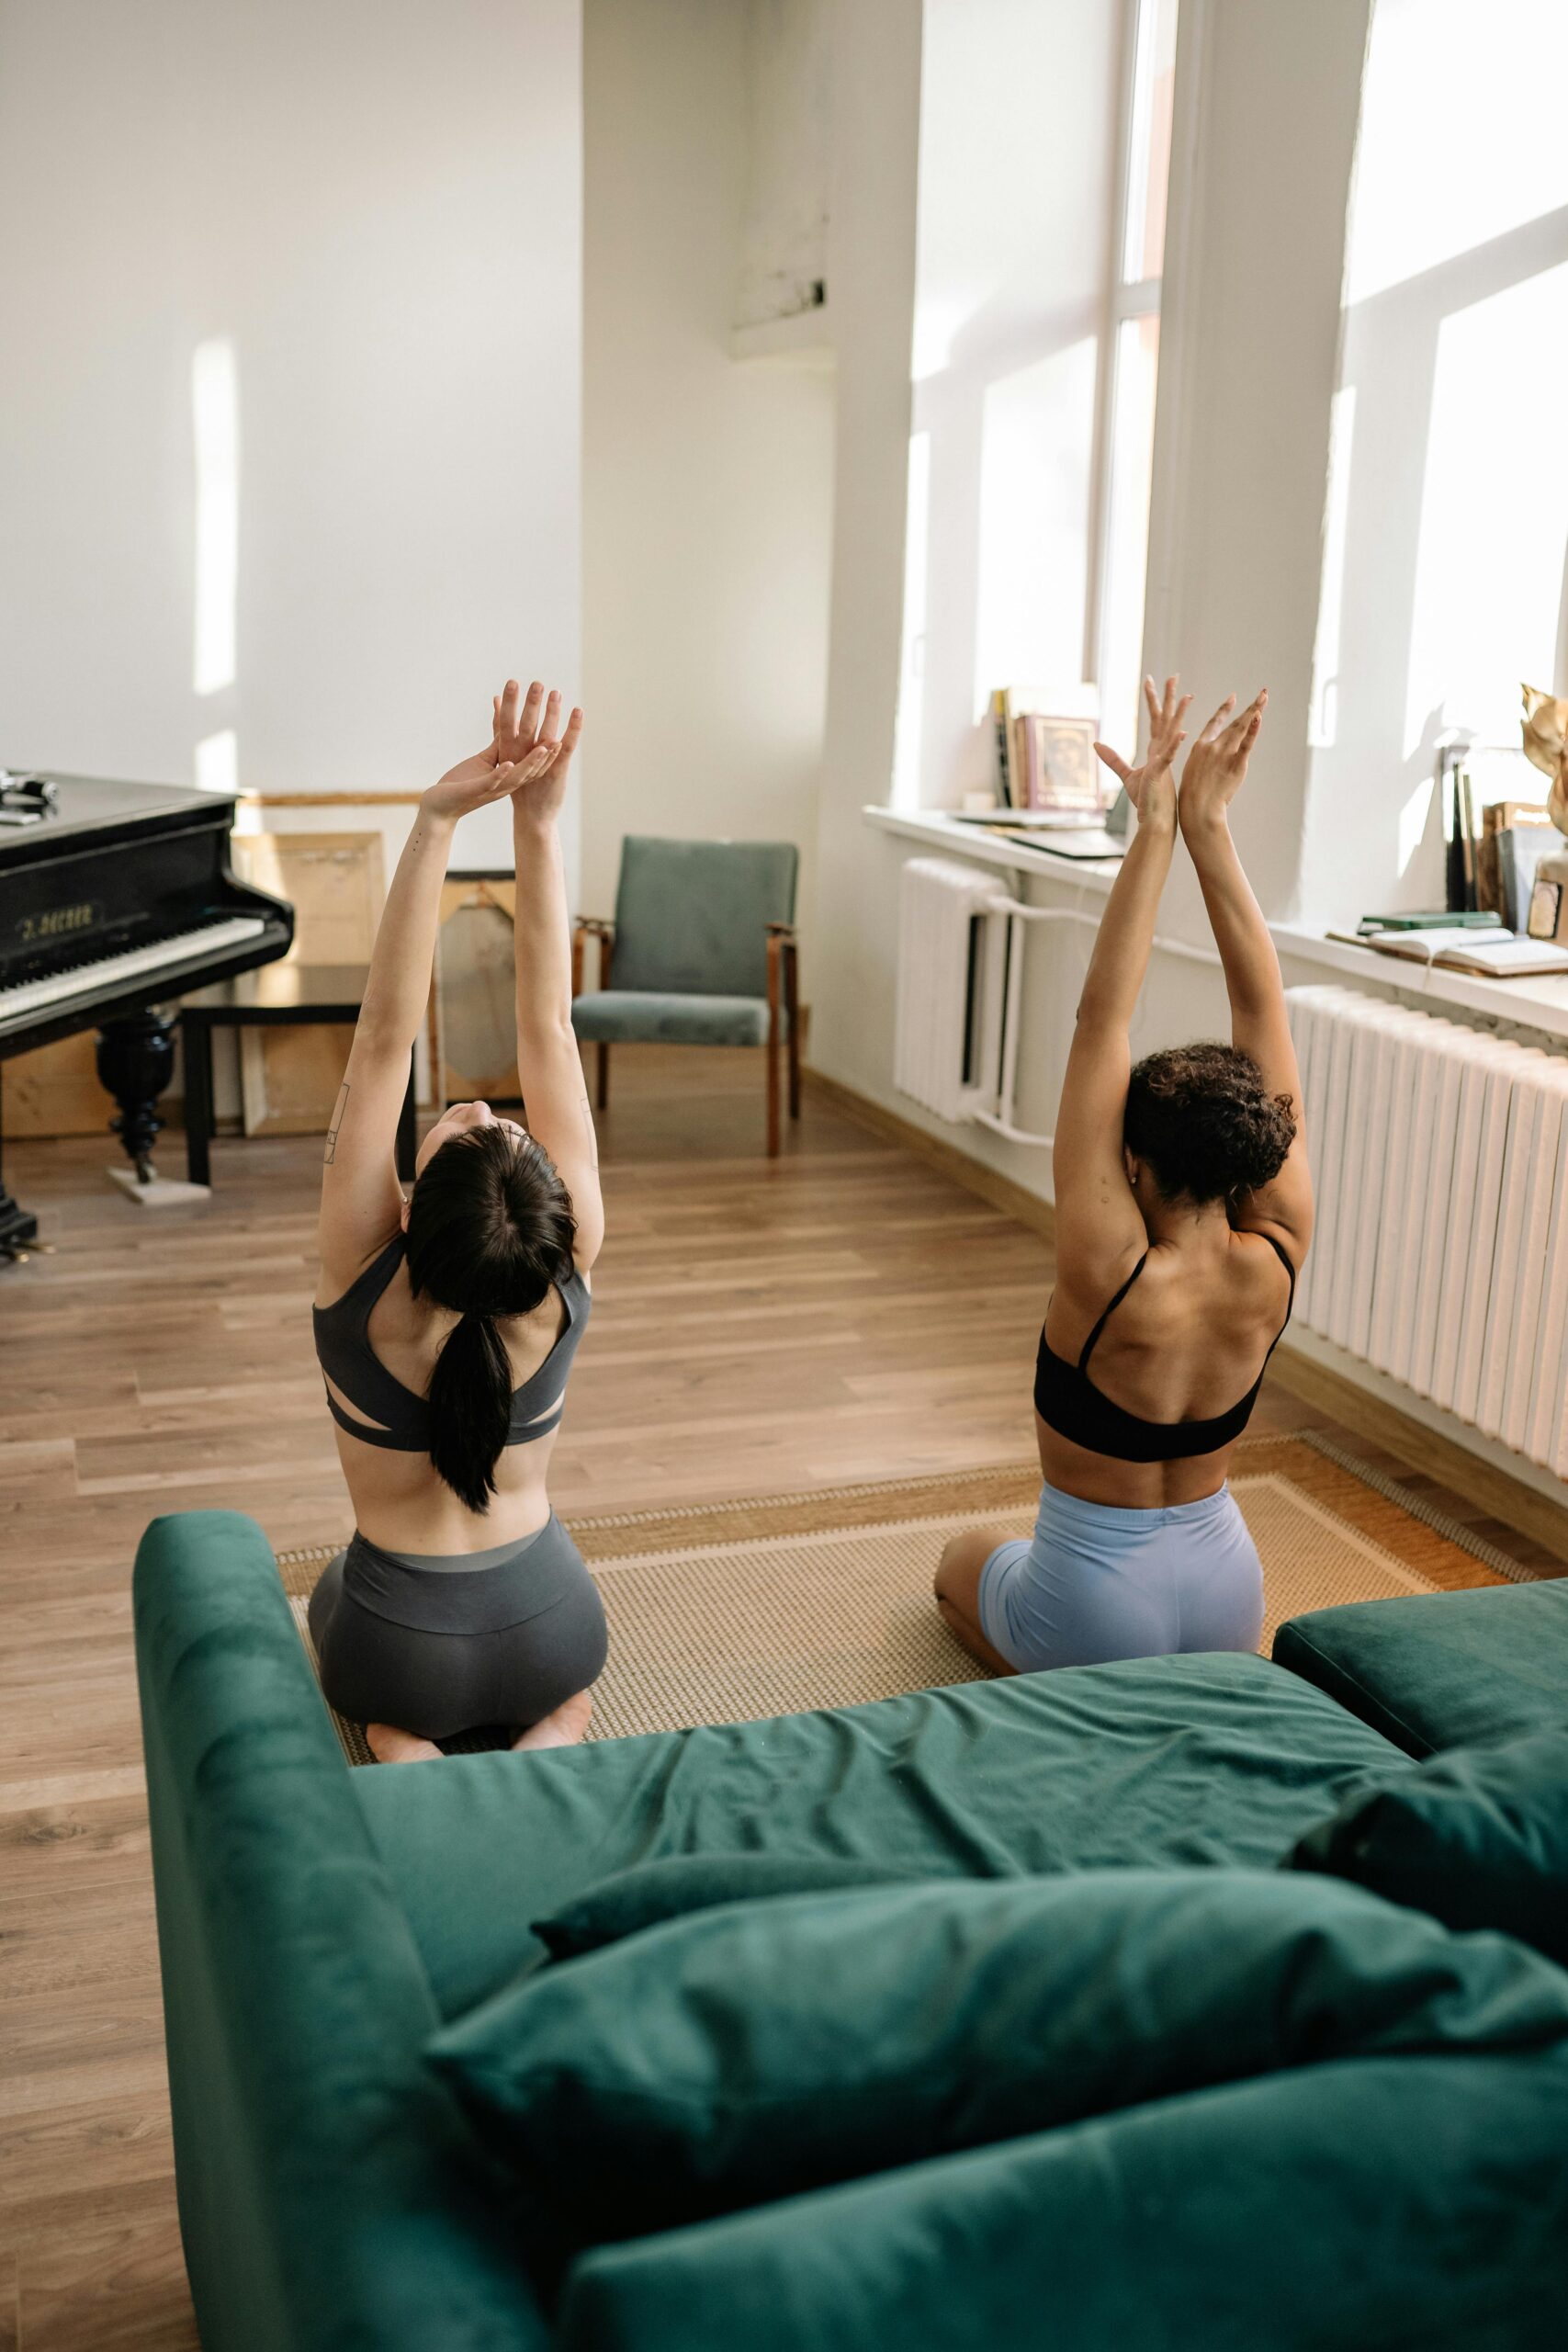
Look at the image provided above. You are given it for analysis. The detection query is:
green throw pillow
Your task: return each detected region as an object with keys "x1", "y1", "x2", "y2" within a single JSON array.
[
  {"x1": 533, "y1": 1853, "x2": 916, "y2": 1961},
  {"x1": 428, "y1": 1868, "x2": 1568, "y2": 2244},
  {"x1": 1292, "y1": 1726, "x2": 1568, "y2": 1965}
]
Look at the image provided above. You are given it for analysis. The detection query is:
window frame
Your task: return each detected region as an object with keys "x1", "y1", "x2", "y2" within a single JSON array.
[{"x1": 1085, "y1": 0, "x2": 1186, "y2": 754}]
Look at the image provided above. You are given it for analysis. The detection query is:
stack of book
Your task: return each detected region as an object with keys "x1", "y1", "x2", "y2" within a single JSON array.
[
  {"x1": 989, "y1": 690, "x2": 1102, "y2": 820},
  {"x1": 1331, "y1": 909, "x2": 1568, "y2": 978},
  {"x1": 1476, "y1": 800, "x2": 1558, "y2": 933}
]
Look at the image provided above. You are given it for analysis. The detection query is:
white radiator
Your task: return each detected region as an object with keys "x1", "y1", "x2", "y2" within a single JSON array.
[
  {"x1": 1287, "y1": 985, "x2": 1568, "y2": 1475},
  {"x1": 894, "y1": 858, "x2": 1012, "y2": 1126},
  {"x1": 894, "y1": 852, "x2": 1222, "y2": 1148}
]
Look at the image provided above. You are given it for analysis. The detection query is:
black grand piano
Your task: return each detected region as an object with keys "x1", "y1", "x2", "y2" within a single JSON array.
[{"x1": 0, "y1": 771, "x2": 293, "y2": 1255}]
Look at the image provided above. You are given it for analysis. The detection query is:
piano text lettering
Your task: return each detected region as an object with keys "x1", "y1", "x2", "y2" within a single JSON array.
[{"x1": 17, "y1": 902, "x2": 100, "y2": 944}]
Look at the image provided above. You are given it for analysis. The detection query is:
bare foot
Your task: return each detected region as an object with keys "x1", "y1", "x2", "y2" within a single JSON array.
[
  {"x1": 512, "y1": 1689, "x2": 594, "y2": 1751},
  {"x1": 367, "y1": 1721, "x2": 445, "y2": 1763}
]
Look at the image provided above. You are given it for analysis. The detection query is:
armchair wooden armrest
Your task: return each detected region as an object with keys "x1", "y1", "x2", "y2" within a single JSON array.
[
  {"x1": 571, "y1": 917, "x2": 615, "y2": 1000},
  {"x1": 764, "y1": 923, "x2": 802, "y2": 1155}
]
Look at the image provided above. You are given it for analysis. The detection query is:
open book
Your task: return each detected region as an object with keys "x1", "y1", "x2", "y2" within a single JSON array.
[{"x1": 1330, "y1": 925, "x2": 1568, "y2": 978}]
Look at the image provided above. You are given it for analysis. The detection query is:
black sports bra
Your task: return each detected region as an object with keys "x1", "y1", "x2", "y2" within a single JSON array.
[
  {"x1": 312, "y1": 1236, "x2": 589, "y2": 1453},
  {"x1": 1033, "y1": 1233, "x2": 1296, "y2": 1464}
]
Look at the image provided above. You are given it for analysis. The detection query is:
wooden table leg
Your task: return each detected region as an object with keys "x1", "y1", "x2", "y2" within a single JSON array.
[{"x1": 181, "y1": 1016, "x2": 215, "y2": 1187}]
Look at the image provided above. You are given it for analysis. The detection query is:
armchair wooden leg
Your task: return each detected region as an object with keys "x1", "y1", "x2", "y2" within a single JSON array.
[
  {"x1": 595, "y1": 1042, "x2": 611, "y2": 1112},
  {"x1": 766, "y1": 934, "x2": 784, "y2": 1158},
  {"x1": 784, "y1": 942, "x2": 801, "y2": 1120}
]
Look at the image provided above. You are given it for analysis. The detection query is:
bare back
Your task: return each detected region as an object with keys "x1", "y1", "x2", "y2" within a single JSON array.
[
  {"x1": 1038, "y1": 1223, "x2": 1292, "y2": 1507},
  {"x1": 317, "y1": 1246, "x2": 582, "y2": 1554}
]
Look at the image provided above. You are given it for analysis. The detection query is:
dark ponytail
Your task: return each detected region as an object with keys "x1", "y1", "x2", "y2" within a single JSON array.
[{"x1": 403, "y1": 1121, "x2": 576, "y2": 1513}]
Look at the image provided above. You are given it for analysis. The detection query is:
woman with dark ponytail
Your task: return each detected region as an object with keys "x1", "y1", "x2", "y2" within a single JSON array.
[{"x1": 308, "y1": 679, "x2": 608, "y2": 1760}]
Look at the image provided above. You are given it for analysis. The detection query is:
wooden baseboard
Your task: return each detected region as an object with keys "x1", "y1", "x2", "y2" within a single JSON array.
[
  {"x1": 1267, "y1": 1346, "x2": 1568, "y2": 1567},
  {"x1": 804, "y1": 1063, "x2": 1568, "y2": 1568}
]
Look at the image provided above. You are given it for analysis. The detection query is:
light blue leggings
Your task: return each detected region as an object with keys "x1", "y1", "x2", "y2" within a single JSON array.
[{"x1": 976, "y1": 1479, "x2": 1263, "y2": 1673}]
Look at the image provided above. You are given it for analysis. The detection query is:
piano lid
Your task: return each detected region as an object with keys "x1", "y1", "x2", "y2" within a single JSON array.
[{"x1": 0, "y1": 772, "x2": 240, "y2": 871}]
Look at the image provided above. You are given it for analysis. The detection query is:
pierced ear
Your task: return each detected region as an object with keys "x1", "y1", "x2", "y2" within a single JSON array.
[
  {"x1": 1123, "y1": 1147, "x2": 1140, "y2": 1189},
  {"x1": 400, "y1": 1191, "x2": 412, "y2": 1232}
]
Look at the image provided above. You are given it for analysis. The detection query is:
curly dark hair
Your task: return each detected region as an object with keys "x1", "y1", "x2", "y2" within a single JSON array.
[{"x1": 1123, "y1": 1043, "x2": 1296, "y2": 1206}]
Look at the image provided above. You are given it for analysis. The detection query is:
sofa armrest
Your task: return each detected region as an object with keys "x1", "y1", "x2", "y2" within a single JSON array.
[{"x1": 134, "y1": 1510, "x2": 548, "y2": 2352}]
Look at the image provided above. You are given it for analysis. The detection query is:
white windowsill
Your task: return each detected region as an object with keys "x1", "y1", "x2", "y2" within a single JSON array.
[{"x1": 863, "y1": 805, "x2": 1568, "y2": 1048}]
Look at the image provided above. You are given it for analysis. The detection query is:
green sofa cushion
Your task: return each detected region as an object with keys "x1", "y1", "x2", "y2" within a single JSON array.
[
  {"x1": 430, "y1": 1867, "x2": 1568, "y2": 2245},
  {"x1": 558, "y1": 2050, "x2": 1568, "y2": 2352},
  {"x1": 352, "y1": 1655, "x2": 1411, "y2": 2021},
  {"x1": 1274, "y1": 1580, "x2": 1568, "y2": 1757},
  {"x1": 570, "y1": 989, "x2": 772, "y2": 1046},
  {"x1": 534, "y1": 1853, "x2": 913, "y2": 1960},
  {"x1": 1292, "y1": 1727, "x2": 1568, "y2": 1965}
]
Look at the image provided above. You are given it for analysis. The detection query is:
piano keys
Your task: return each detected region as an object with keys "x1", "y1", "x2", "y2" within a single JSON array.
[{"x1": 0, "y1": 772, "x2": 293, "y2": 1255}]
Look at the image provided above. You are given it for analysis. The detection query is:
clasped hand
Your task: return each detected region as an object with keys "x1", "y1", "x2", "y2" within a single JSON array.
[
  {"x1": 423, "y1": 679, "x2": 584, "y2": 822},
  {"x1": 1094, "y1": 675, "x2": 1267, "y2": 836}
]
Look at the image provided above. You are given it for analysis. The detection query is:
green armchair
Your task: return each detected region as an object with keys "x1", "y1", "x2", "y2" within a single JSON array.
[{"x1": 571, "y1": 836, "x2": 801, "y2": 1155}]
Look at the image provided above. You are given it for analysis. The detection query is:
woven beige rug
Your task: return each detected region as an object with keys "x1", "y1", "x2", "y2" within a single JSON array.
[{"x1": 276, "y1": 1436, "x2": 1519, "y2": 1766}]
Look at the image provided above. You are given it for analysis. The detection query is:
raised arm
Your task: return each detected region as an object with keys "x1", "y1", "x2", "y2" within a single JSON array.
[
  {"x1": 1050, "y1": 678, "x2": 1190, "y2": 1290},
  {"x1": 493, "y1": 681, "x2": 604, "y2": 1272},
  {"x1": 315, "y1": 713, "x2": 557, "y2": 1295},
  {"x1": 1178, "y1": 689, "x2": 1313, "y2": 1259}
]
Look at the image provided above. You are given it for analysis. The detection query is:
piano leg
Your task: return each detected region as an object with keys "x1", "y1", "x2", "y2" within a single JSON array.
[
  {"x1": 0, "y1": 1091, "x2": 40, "y2": 1260},
  {"x1": 96, "y1": 1008, "x2": 177, "y2": 1183}
]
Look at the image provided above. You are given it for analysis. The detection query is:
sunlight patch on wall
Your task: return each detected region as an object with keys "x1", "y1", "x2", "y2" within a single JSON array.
[
  {"x1": 1395, "y1": 774, "x2": 1434, "y2": 876},
  {"x1": 1309, "y1": 386, "x2": 1357, "y2": 751},
  {"x1": 195, "y1": 728, "x2": 238, "y2": 796}
]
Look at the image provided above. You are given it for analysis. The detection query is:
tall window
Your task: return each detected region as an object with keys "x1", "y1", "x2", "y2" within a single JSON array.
[
  {"x1": 891, "y1": 0, "x2": 1179, "y2": 810},
  {"x1": 1094, "y1": 0, "x2": 1179, "y2": 763},
  {"x1": 1302, "y1": 0, "x2": 1568, "y2": 911}
]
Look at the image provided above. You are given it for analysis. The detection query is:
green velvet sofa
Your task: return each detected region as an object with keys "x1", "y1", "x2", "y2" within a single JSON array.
[{"x1": 133, "y1": 1510, "x2": 1568, "y2": 2351}]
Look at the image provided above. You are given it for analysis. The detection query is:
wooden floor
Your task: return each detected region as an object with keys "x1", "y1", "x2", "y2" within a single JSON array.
[{"x1": 0, "y1": 1045, "x2": 1554, "y2": 2346}]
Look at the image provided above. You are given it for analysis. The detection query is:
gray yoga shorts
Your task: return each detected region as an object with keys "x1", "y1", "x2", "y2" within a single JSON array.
[{"x1": 307, "y1": 1515, "x2": 607, "y2": 1748}]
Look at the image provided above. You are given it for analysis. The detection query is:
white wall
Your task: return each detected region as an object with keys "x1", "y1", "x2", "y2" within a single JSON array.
[
  {"x1": 0, "y1": 0, "x2": 581, "y2": 878},
  {"x1": 809, "y1": 0, "x2": 925, "y2": 1089},
  {"x1": 580, "y1": 0, "x2": 836, "y2": 950},
  {"x1": 736, "y1": 0, "x2": 832, "y2": 331}
]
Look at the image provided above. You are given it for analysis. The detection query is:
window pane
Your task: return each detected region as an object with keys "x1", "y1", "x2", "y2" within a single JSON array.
[
  {"x1": 1122, "y1": 0, "x2": 1179, "y2": 286},
  {"x1": 891, "y1": 431, "x2": 931, "y2": 809},
  {"x1": 1404, "y1": 256, "x2": 1568, "y2": 755},
  {"x1": 1348, "y1": 0, "x2": 1568, "y2": 307},
  {"x1": 974, "y1": 341, "x2": 1099, "y2": 715},
  {"x1": 1099, "y1": 312, "x2": 1161, "y2": 760}
]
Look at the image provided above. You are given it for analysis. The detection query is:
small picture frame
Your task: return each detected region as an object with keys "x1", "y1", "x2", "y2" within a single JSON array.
[{"x1": 1527, "y1": 876, "x2": 1563, "y2": 943}]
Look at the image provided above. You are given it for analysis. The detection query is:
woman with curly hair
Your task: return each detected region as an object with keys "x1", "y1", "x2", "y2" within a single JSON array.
[{"x1": 935, "y1": 675, "x2": 1313, "y2": 1673}]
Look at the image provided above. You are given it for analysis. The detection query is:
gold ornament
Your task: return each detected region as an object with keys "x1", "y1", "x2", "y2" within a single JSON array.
[{"x1": 1520, "y1": 684, "x2": 1568, "y2": 837}]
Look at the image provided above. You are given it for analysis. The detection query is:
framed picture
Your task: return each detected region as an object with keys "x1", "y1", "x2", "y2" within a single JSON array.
[{"x1": 1527, "y1": 876, "x2": 1564, "y2": 943}]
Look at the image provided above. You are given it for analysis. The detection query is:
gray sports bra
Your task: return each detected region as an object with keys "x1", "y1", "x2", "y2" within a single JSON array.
[{"x1": 312, "y1": 1236, "x2": 589, "y2": 1453}]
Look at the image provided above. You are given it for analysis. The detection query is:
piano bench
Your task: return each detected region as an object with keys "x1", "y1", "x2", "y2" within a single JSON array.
[{"x1": 179, "y1": 964, "x2": 415, "y2": 1188}]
